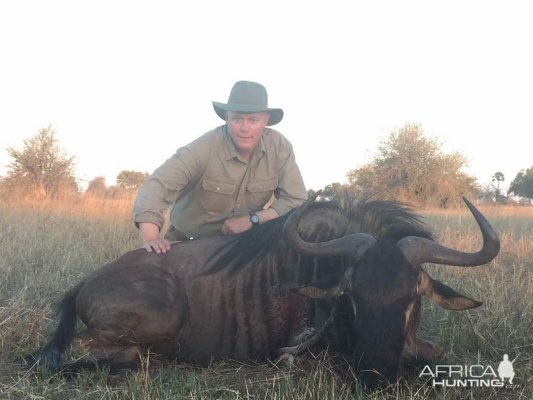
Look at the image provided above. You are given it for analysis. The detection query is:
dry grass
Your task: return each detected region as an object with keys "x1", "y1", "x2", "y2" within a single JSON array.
[{"x1": 0, "y1": 196, "x2": 531, "y2": 399}]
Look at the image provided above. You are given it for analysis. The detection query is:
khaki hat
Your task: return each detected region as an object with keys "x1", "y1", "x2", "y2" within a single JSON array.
[{"x1": 212, "y1": 81, "x2": 284, "y2": 126}]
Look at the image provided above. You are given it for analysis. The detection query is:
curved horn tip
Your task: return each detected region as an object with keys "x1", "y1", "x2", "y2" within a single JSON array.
[
  {"x1": 462, "y1": 197, "x2": 488, "y2": 222},
  {"x1": 462, "y1": 197, "x2": 474, "y2": 209}
]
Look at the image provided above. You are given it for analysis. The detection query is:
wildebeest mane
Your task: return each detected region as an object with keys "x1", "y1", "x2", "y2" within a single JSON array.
[
  {"x1": 339, "y1": 195, "x2": 434, "y2": 241},
  {"x1": 203, "y1": 210, "x2": 293, "y2": 275},
  {"x1": 204, "y1": 197, "x2": 434, "y2": 276}
]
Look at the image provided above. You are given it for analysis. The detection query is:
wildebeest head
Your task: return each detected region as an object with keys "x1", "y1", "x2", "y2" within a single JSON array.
[{"x1": 283, "y1": 194, "x2": 500, "y2": 388}]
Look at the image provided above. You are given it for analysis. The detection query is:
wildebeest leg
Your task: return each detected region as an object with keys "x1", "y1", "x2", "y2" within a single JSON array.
[
  {"x1": 67, "y1": 318, "x2": 186, "y2": 372},
  {"x1": 61, "y1": 335, "x2": 182, "y2": 376},
  {"x1": 149, "y1": 340, "x2": 180, "y2": 359},
  {"x1": 59, "y1": 268, "x2": 189, "y2": 376},
  {"x1": 277, "y1": 299, "x2": 339, "y2": 357},
  {"x1": 60, "y1": 343, "x2": 142, "y2": 376}
]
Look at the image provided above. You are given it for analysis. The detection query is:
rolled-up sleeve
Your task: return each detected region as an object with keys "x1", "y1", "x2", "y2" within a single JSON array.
[{"x1": 133, "y1": 146, "x2": 200, "y2": 229}]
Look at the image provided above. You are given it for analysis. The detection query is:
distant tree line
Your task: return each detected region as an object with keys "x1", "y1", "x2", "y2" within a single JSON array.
[
  {"x1": 308, "y1": 123, "x2": 533, "y2": 207},
  {"x1": 0, "y1": 125, "x2": 149, "y2": 200},
  {"x1": 85, "y1": 170, "x2": 149, "y2": 199},
  {"x1": 1, "y1": 124, "x2": 532, "y2": 206}
]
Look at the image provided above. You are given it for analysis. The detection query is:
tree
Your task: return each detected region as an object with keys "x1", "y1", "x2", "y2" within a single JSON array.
[
  {"x1": 86, "y1": 176, "x2": 107, "y2": 197},
  {"x1": 509, "y1": 167, "x2": 533, "y2": 204},
  {"x1": 346, "y1": 123, "x2": 478, "y2": 207},
  {"x1": 322, "y1": 182, "x2": 345, "y2": 199},
  {"x1": 491, "y1": 171, "x2": 505, "y2": 203},
  {"x1": 2, "y1": 125, "x2": 77, "y2": 198},
  {"x1": 116, "y1": 170, "x2": 149, "y2": 191},
  {"x1": 478, "y1": 183, "x2": 498, "y2": 203}
]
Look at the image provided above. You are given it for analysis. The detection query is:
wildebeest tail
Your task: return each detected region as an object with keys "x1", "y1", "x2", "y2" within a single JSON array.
[{"x1": 38, "y1": 282, "x2": 82, "y2": 372}]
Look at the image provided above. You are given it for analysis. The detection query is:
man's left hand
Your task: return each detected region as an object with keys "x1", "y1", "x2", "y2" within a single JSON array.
[
  {"x1": 222, "y1": 215, "x2": 253, "y2": 235},
  {"x1": 222, "y1": 209, "x2": 280, "y2": 235}
]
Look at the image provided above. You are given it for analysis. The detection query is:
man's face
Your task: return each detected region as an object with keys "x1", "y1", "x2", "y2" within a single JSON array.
[{"x1": 226, "y1": 111, "x2": 270, "y2": 159}]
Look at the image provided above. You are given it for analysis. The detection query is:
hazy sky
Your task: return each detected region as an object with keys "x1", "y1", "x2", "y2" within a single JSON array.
[{"x1": 1, "y1": 1, "x2": 531, "y2": 191}]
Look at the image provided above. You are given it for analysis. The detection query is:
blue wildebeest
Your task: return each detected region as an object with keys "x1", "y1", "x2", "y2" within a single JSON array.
[{"x1": 34, "y1": 194, "x2": 499, "y2": 388}]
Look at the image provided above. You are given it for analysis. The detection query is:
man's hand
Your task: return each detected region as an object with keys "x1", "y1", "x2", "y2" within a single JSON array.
[
  {"x1": 222, "y1": 215, "x2": 253, "y2": 235},
  {"x1": 139, "y1": 222, "x2": 172, "y2": 254},
  {"x1": 144, "y1": 238, "x2": 172, "y2": 254},
  {"x1": 222, "y1": 208, "x2": 280, "y2": 235}
]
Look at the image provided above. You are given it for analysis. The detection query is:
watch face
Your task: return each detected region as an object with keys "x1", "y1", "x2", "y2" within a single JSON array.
[{"x1": 250, "y1": 214, "x2": 260, "y2": 224}]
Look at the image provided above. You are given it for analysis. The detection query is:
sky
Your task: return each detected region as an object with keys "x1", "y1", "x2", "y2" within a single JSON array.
[{"x1": 1, "y1": 1, "x2": 531, "y2": 192}]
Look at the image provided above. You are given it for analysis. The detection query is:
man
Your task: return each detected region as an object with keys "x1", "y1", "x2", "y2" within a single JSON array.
[{"x1": 134, "y1": 81, "x2": 307, "y2": 254}]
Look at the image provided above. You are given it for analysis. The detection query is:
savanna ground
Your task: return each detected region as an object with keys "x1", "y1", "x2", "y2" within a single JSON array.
[{"x1": 0, "y1": 195, "x2": 531, "y2": 400}]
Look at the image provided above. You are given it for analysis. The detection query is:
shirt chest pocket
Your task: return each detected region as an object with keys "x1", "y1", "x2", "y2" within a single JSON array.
[
  {"x1": 200, "y1": 178, "x2": 236, "y2": 213},
  {"x1": 247, "y1": 177, "x2": 278, "y2": 209}
]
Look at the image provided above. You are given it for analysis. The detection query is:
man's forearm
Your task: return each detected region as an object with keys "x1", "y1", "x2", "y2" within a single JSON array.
[{"x1": 139, "y1": 222, "x2": 161, "y2": 243}]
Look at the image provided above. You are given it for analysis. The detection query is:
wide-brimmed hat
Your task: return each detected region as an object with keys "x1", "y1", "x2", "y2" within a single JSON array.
[{"x1": 212, "y1": 81, "x2": 283, "y2": 126}]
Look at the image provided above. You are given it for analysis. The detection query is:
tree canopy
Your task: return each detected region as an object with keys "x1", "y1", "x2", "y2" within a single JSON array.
[
  {"x1": 1, "y1": 125, "x2": 77, "y2": 199},
  {"x1": 509, "y1": 167, "x2": 533, "y2": 204},
  {"x1": 346, "y1": 123, "x2": 478, "y2": 207},
  {"x1": 116, "y1": 170, "x2": 149, "y2": 191},
  {"x1": 491, "y1": 171, "x2": 506, "y2": 203},
  {"x1": 84, "y1": 171, "x2": 148, "y2": 198},
  {"x1": 86, "y1": 176, "x2": 107, "y2": 196}
]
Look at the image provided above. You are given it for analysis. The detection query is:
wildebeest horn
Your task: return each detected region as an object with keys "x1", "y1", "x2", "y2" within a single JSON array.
[
  {"x1": 283, "y1": 192, "x2": 376, "y2": 257},
  {"x1": 397, "y1": 197, "x2": 500, "y2": 267}
]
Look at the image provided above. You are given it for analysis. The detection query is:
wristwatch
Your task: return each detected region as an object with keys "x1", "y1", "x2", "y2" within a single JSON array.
[{"x1": 249, "y1": 213, "x2": 260, "y2": 226}]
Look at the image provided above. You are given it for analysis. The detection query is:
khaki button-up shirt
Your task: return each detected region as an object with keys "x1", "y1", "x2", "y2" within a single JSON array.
[{"x1": 133, "y1": 125, "x2": 307, "y2": 238}]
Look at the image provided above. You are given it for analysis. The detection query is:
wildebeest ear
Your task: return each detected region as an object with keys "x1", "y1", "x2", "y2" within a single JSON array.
[
  {"x1": 418, "y1": 270, "x2": 482, "y2": 310},
  {"x1": 291, "y1": 271, "x2": 347, "y2": 299}
]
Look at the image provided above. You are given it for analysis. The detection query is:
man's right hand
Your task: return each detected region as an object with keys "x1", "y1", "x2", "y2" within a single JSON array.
[{"x1": 139, "y1": 222, "x2": 172, "y2": 254}]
